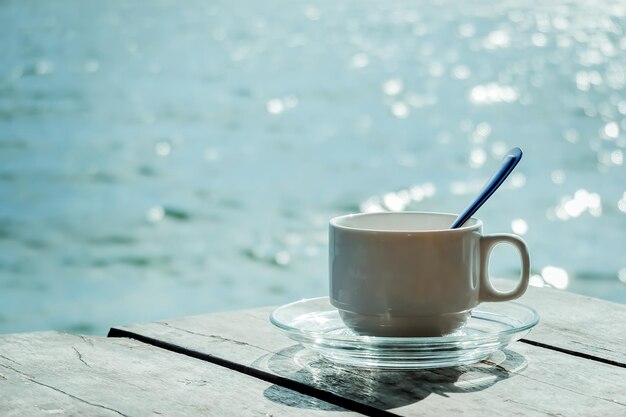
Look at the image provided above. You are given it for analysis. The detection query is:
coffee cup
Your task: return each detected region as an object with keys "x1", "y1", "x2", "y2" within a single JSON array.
[{"x1": 329, "y1": 211, "x2": 530, "y2": 337}]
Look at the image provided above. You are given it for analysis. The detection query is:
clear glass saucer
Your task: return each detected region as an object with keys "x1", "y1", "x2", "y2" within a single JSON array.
[{"x1": 270, "y1": 297, "x2": 539, "y2": 369}]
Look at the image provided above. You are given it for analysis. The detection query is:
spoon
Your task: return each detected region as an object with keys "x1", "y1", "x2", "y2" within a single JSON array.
[{"x1": 450, "y1": 147, "x2": 523, "y2": 229}]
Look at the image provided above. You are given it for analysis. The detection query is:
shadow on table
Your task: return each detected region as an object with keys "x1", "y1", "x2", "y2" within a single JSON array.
[{"x1": 257, "y1": 345, "x2": 527, "y2": 411}]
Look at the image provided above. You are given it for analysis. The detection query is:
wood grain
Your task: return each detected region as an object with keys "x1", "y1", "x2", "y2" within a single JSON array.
[
  {"x1": 515, "y1": 284, "x2": 626, "y2": 366},
  {"x1": 0, "y1": 331, "x2": 359, "y2": 417},
  {"x1": 113, "y1": 283, "x2": 626, "y2": 366},
  {"x1": 110, "y1": 293, "x2": 626, "y2": 416}
]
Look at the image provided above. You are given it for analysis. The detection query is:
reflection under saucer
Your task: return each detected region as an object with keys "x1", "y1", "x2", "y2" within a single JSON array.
[{"x1": 258, "y1": 344, "x2": 527, "y2": 411}]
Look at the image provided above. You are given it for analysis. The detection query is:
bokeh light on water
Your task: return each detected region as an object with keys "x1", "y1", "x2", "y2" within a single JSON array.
[{"x1": 0, "y1": 0, "x2": 625, "y2": 334}]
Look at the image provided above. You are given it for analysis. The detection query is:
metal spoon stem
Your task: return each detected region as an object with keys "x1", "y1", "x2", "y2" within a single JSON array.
[{"x1": 450, "y1": 147, "x2": 523, "y2": 229}]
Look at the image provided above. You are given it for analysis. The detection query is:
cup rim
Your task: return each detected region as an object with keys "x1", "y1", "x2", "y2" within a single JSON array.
[{"x1": 330, "y1": 211, "x2": 482, "y2": 233}]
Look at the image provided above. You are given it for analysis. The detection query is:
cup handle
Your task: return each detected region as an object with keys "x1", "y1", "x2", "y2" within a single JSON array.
[{"x1": 479, "y1": 234, "x2": 530, "y2": 302}]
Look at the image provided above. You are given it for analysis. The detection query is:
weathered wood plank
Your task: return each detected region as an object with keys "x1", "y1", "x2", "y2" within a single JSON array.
[
  {"x1": 515, "y1": 283, "x2": 626, "y2": 366},
  {"x1": 0, "y1": 331, "x2": 360, "y2": 417},
  {"x1": 113, "y1": 283, "x2": 626, "y2": 367},
  {"x1": 110, "y1": 303, "x2": 626, "y2": 416}
]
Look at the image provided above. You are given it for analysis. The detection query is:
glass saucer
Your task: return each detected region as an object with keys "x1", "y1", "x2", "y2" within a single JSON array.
[{"x1": 270, "y1": 297, "x2": 539, "y2": 369}]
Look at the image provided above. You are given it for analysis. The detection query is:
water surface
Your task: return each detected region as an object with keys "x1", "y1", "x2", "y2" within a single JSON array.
[{"x1": 1, "y1": 0, "x2": 625, "y2": 334}]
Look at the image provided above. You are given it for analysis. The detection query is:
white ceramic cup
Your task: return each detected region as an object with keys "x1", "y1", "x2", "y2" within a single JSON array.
[{"x1": 329, "y1": 212, "x2": 530, "y2": 337}]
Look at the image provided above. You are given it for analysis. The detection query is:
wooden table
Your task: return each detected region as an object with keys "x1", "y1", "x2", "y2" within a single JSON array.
[{"x1": 2, "y1": 285, "x2": 626, "y2": 416}]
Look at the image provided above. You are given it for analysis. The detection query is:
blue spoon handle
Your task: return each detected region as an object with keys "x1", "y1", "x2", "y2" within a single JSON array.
[{"x1": 450, "y1": 147, "x2": 523, "y2": 229}]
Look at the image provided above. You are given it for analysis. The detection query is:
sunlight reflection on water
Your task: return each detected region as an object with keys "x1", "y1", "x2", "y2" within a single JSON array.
[{"x1": 0, "y1": 0, "x2": 625, "y2": 334}]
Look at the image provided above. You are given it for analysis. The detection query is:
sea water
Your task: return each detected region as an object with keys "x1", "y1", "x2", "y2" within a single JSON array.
[{"x1": 1, "y1": 0, "x2": 625, "y2": 334}]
